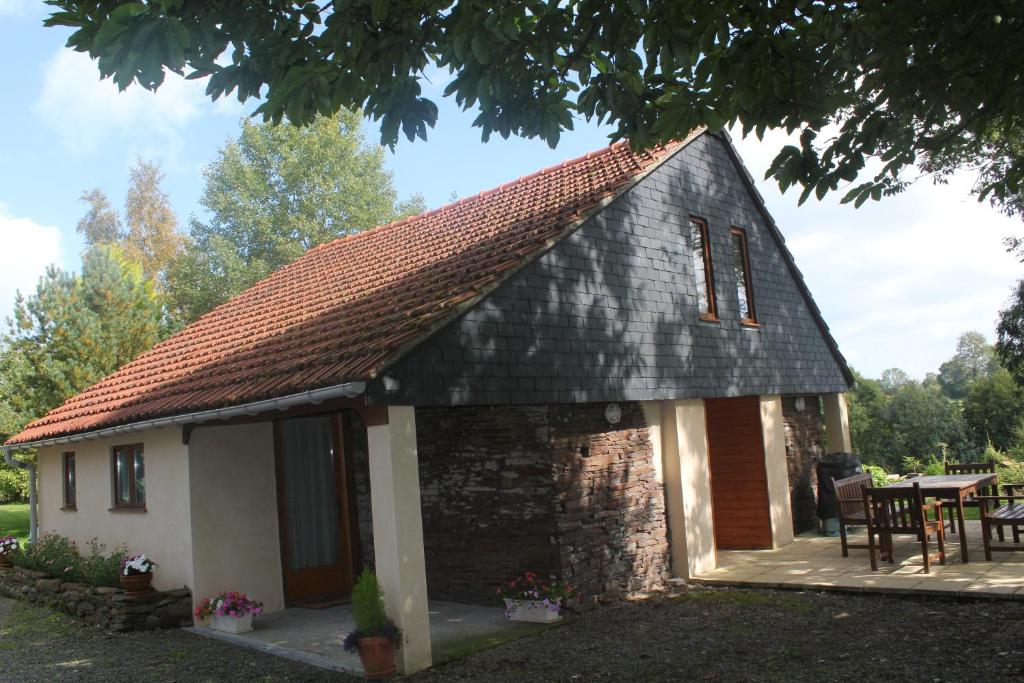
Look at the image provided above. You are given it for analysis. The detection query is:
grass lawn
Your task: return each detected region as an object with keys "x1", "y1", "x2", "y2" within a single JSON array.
[{"x1": 0, "y1": 503, "x2": 29, "y2": 544}]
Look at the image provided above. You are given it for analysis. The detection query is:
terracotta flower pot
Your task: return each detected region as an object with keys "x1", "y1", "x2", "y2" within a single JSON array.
[
  {"x1": 357, "y1": 636, "x2": 397, "y2": 679},
  {"x1": 120, "y1": 572, "x2": 153, "y2": 596},
  {"x1": 0, "y1": 554, "x2": 12, "y2": 568}
]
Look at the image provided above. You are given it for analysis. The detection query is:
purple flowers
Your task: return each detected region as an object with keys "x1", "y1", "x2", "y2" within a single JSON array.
[{"x1": 495, "y1": 571, "x2": 581, "y2": 616}]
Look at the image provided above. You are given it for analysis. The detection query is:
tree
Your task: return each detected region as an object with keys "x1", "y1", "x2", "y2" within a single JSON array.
[
  {"x1": 45, "y1": 2, "x2": 1024, "y2": 213},
  {"x1": 77, "y1": 188, "x2": 123, "y2": 247},
  {"x1": 77, "y1": 159, "x2": 182, "y2": 289},
  {"x1": 847, "y1": 370, "x2": 895, "y2": 465},
  {"x1": 996, "y1": 278, "x2": 1024, "y2": 383},
  {"x1": 122, "y1": 160, "x2": 182, "y2": 288},
  {"x1": 938, "y1": 331, "x2": 998, "y2": 400},
  {"x1": 167, "y1": 111, "x2": 425, "y2": 321},
  {"x1": 885, "y1": 383, "x2": 968, "y2": 465},
  {"x1": 962, "y1": 368, "x2": 1024, "y2": 451},
  {"x1": 1, "y1": 246, "x2": 163, "y2": 440},
  {"x1": 879, "y1": 368, "x2": 913, "y2": 394}
]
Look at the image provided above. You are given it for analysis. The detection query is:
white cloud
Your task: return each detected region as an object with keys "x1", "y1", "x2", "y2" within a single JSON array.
[
  {"x1": 731, "y1": 127, "x2": 1022, "y2": 379},
  {"x1": 34, "y1": 49, "x2": 245, "y2": 163},
  {"x1": 0, "y1": 205, "x2": 65, "y2": 325}
]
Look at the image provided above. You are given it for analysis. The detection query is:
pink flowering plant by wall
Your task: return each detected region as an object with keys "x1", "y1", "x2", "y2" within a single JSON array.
[
  {"x1": 194, "y1": 592, "x2": 264, "y2": 620},
  {"x1": 0, "y1": 535, "x2": 19, "y2": 555},
  {"x1": 496, "y1": 571, "x2": 580, "y2": 616}
]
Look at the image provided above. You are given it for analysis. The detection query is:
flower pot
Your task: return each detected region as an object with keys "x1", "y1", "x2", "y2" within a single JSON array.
[
  {"x1": 210, "y1": 612, "x2": 254, "y2": 634},
  {"x1": 119, "y1": 572, "x2": 153, "y2": 596},
  {"x1": 357, "y1": 636, "x2": 397, "y2": 679},
  {"x1": 503, "y1": 598, "x2": 563, "y2": 623},
  {"x1": 0, "y1": 554, "x2": 12, "y2": 568}
]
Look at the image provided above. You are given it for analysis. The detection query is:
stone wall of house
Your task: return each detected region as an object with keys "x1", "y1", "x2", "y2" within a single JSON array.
[
  {"x1": 0, "y1": 566, "x2": 192, "y2": 631},
  {"x1": 549, "y1": 403, "x2": 670, "y2": 600},
  {"x1": 366, "y1": 402, "x2": 672, "y2": 604},
  {"x1": 346, "y1": 410, "x2": 374, "y2": 572},
  {"x1": 782, "y1": 395, "x2": 826, "y2": 534},
  {"x1": 414, "y1": 405, "x2": 561, "y2": 603}
]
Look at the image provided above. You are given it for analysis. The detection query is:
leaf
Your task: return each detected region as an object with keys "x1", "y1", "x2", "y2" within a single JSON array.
[{"x1": 371, "y1": 0, "x2": 388, "y2": 24}]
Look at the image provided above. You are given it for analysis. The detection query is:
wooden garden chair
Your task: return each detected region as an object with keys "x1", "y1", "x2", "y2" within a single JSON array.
[
  {"x1": 831, "y1": 472, "x2": 873, "y2": 557},
  {"x1": 977, "y1": 483, "x2": 1024, "y2": 560},
  {"x1": 863, "y1": 482, "x2": 946, "y2": 573},
  {"x1": 941, "y1": 461, "x2": 999, "y2": 536}
]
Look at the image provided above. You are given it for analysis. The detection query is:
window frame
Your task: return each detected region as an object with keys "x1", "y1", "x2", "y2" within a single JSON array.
[
  {"x1": 688, "y1": 216, "x2": 719, "y2": 322},
  {"x1": 730, "y1": 227, "x2": 758, "y2": 326},
  {"x1": 110, "y1": 443, "x2": 146, "y2": 511},
  {"x1": 62, "y1": 452, "x2": 76, "y2": 510}
]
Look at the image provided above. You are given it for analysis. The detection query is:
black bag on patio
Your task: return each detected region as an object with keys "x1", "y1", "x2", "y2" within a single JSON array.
[{"x1": 815, "y1": 452, "x2": 863, "y2": 521}]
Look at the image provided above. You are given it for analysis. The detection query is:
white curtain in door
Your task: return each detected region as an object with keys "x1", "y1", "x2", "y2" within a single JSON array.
[{"x1": 280, "y1": 416, "x2": 340, "y2": 570}]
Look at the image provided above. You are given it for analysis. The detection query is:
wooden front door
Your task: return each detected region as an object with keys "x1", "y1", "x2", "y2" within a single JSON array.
[
  {"x1": 705, "y1": 396, "x2": 773, "y2": 549},
  {"x1": 275, "y1": 413, "x2": 357, "y2": 604}
]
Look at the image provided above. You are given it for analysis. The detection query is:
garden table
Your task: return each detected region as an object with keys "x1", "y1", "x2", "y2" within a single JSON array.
[{"x1": 884, "y1": 473, "x2": 998, "y2": 563}]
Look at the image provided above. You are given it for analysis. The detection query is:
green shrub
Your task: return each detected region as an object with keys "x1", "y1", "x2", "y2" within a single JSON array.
[
  {"x1": 13, "y1": 534, "x2": 128, "y2": 587},
  {"x1": 0, "y1": 467, "x2": 28, "y2": 504},
  {"x1": 79, "y1": 539, "x2": 126, "y2": 588},
  {"x1": 862, "y1": 465, "x2": 889, "y2": 488},
  {"x1": 352, "y1": 568, "x2": 390, "y2": 633},
  {"x1": 13, "y1": 533, "x2": 81, "y2": 580},
  {"x1": 998, "y1": 460, "x2": 1024, "y2": 487}
]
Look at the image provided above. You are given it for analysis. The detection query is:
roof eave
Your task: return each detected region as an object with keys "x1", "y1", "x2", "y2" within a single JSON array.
[{"x1": 3, "y1": 380, "x2": 368, "y2": 452}]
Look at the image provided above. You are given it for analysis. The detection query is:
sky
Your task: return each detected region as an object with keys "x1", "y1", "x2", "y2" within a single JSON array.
[{"x1": 1, "y1": 4, "x2": 1021, "y2": 380}]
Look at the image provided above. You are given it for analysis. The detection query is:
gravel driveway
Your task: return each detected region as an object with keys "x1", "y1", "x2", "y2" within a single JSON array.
[{"x1": 2, "y1": 587, "x2": 1022, "y2": 682}]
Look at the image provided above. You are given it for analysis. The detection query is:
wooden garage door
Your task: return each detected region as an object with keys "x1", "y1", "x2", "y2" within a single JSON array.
[{"x1": 705, "y1": 396, "x2": 773, "y2": 549}]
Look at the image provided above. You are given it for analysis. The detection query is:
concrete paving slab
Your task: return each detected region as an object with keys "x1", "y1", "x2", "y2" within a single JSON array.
[{"x1": 188, "y1": 600, "x2": 550, "y2": 675}]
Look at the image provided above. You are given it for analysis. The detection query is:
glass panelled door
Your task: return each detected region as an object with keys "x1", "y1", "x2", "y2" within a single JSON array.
[{"x1": 276, "y1": 414, "x2": 355, "y2": 603}]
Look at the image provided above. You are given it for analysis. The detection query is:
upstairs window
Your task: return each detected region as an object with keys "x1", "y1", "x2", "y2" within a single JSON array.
[
  {"x1": 62, "y1": 452, "x2": 76, "y2": 510},
  {"x1": 688, "y1": 217, "x2": 718, "y2": 320},
  {"x1": 730, "y1": 227, "x2": 757, "y2": 325},
  {"x1": 112, "y1": 444, "x2": 145, "y2": 509}
]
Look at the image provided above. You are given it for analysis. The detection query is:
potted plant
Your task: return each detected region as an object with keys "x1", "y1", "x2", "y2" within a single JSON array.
[
  {"x1": 0, "y1": 536, "x2": 18, "y2": 568},
  {"x1": 343, "y1": 569, "x2": 402, "y2": 679},
  {"x1": 194, "y1": 591, "x2": 264, "y2": 634},
  {"x1": 497, "y1": 571, "x2": 579, "y2": 623},
  {"x1": 119, "y1": 554, "x2": 156, "y2": 595}
]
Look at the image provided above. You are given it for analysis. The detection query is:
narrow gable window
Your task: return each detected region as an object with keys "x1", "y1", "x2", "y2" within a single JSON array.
[
  {"x1": 62, "y1": 452, "x2": 76, "y2": 510},
  {"x1": 112, "y1": 444, "x2": 145, "y2": 509},
  {"x1": 730, "y1": 227, "x2": 757, "y2": 325},
  {"x1": 689, "y1": 217, "x2": 718, "y2": 320}
]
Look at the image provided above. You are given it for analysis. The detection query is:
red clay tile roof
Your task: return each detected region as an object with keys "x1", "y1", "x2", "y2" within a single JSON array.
[{"x1": 7, "y1": 138, "x2": 680, "y2": 445}]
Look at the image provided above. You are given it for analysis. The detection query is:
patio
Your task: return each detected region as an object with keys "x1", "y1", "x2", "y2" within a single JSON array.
[
  {"x1": 187, "y1": 600, "x2": 551, "y2": 675},
  {"x1": 694, "y1": 522, "x2": 1024, "y2": 599}
]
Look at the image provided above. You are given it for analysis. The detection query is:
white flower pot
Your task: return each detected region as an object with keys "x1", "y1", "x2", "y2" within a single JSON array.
[
  {"x1": 210, "y1": 612, "x2": 254, "y2": 634},
  {"x1": 503, "y1": 598, "x2": 562, "y2": 623}
]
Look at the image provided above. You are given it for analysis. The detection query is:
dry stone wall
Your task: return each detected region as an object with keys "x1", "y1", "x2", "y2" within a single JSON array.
[
  {"x1": 403, "y1": 402, "x2": 670, "y2": 604},
  {"x1": 782, "y1": 395, "x2": 826, "y2": 534},
  {"x1": 0, "y1": 566, "x2": 192, "y2": 631}
]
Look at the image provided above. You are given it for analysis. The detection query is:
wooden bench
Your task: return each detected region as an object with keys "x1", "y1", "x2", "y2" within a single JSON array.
[
  {"x1": 977, "y1": 487, "x2": 1024, "y2": 560},
  {"x1": 832, "y1": 472, "x2": 873, "y2": 557}
]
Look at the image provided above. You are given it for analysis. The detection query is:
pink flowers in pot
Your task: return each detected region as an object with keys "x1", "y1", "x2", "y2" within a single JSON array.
[{"x1": 194, "y1": 591, "x2": 264, "y2": 620}]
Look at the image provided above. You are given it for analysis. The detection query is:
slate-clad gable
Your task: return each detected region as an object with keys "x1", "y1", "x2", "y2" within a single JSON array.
[{"x1": 378, "y1": 133, "x2": 850, "y2": 406}]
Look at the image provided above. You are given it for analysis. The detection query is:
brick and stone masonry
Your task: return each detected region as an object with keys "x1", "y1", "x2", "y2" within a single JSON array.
[
  {"x1": 0, "y1": 566, "x2": 192, "y2": 632},
  {"x1": 348, "y1": 397, "x2": 820, "y2": 603},
  {"x1": 349, "y1": 402, "x2": 670, "y2": 604},
  {"x1": 782, "y1": 395, "x2": 826, "y2": 534}
]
